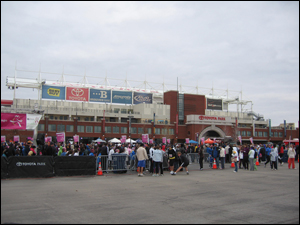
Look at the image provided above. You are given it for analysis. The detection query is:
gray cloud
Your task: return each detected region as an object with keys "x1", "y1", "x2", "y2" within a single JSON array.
[{"x1": 1, "y1": 1, "x2": 299, "y2": 126}]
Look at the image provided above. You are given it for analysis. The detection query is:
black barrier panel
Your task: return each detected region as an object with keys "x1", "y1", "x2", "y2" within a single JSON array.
[
  {"x1": 1, "y1": 157, "x2": 8, "y2": 179},
  {"x1": 54, "y1": 156, "x2": 96, "y2": 176},
  {"x1": 7, "y1": 156, "x2": 54, "y2": 178}
]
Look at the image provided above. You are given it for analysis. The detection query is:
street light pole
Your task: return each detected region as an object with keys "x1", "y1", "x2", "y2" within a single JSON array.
[{"x1": 128, "y1": 111, "x2": 134, "y2": 142}]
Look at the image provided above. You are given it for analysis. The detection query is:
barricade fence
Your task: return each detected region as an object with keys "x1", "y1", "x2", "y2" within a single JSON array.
[{"x1": 1, "y1": 153, "x2": 212, "y2": 179}]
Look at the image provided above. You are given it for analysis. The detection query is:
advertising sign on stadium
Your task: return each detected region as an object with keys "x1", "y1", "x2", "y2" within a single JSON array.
[
  {"x1": 42, "y1": 85, "x2": 65, "y2": 100},
  {"x1": 90, "y1": 89, "x2": 111, "y2": 103},
  {"x1": 112, "y1": 91, "x2": 132, "y2": 104},
  {"x1": 133, "y1": 92, "x2": 153, "y2": 104},
  {"x1": 66, "y1": 87, "x2": 89, "y2": 102},
  {"x1": 207, "y1": 98, "x2": 223, "y2": 110}
]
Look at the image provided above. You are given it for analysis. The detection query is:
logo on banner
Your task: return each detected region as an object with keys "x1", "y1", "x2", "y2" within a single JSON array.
[
  {"x1": 10, "y1": 115, "x2": 23, "y2": 127},
  {"x1": 47, "y1": 88, "x2": 61, "y2": 97},
  {"x1": 67, "y1": 87, "x2": 88, "y2": 101},
  {"x1": 71, "y1": 88, "x2": 85, "y2": 97},
  {"x1": 134, "y1": 95, "x2": 151, "y2": 102},
  {"x1": 16, "y1": 162, "x2": 46, "y2": 166}
]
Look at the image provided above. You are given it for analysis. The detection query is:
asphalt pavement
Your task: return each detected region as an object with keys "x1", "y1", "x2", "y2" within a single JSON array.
[{"x1": 1, "y1": 161, "x2": 299, "y2": 224}]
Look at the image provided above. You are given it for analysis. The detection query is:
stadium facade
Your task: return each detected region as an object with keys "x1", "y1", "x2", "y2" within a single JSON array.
[{"x1": 1, "y1": 68, "x2": 299, "y2": 145}]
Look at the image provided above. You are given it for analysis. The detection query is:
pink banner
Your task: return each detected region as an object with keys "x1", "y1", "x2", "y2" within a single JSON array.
[
  {"x1": 73, "y1": 135, "x2": 79, "y2": 143},
  {"x1": 167, "y1": 139, "x2": 170, "y2": 144},
  {"x1": 1, "y1": 113, "x2": 26, "y2": 130},
  {"x1": 142, "y1": 134, "x2": 149, "y2": 143},
  {"x1": 121, "y1": 135, "x2": 127, "y2": 143},
  {"x1": 1, "y1": 136, "x2": 6, "y2": 142},
  {"x1": 186, "y1": 138, "x2": 189, "y2": 144},
  {"x1": 56, "y1": 132, "x2": 65, "y2": 143},
  {"x1": 13, "y1": 135, "x2": 20, "y2": 142},
  {"x1": 45, "y1": 137, "x2": 52, "y2": 143},
  {"x1": 149, "y1": 139, "x2": 153, "y2": 144},
  {"x1": 201, "y1": 137, "x2": 205, "y2": 145},
  {"x1": 162, "y1": 137, "x2": 166, "y2": 144}
]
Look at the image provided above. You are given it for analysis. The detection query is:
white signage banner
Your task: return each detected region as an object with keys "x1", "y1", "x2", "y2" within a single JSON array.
[{"x1": 26, "y1": 114, "x2": 42, "y2": 130}]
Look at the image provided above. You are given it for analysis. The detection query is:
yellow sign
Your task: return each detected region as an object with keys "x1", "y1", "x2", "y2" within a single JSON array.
[{"x1": 47, "y1": 88, "x2": 60, "y2": 97}]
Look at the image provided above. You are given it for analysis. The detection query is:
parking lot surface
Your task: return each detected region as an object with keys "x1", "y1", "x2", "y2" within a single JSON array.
[{"x1": 1, "y1": 162, "x2": 299, "y2": 224}]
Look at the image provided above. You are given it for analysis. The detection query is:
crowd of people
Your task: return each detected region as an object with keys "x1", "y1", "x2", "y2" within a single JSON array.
[{"x1": 1, "y1": 139, "x2": 299, "y2": 176}]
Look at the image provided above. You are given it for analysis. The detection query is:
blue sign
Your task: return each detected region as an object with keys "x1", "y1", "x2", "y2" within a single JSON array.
[
  {"x1": 42, "y1": 85, "x2": 65, "y2": 100},
  {"x1": 133, "y1": 92, "x2": 153, "y2": 104},
  {"x1": 90, "y1": 89, "x2": 111, "y2": 103},
  {"x1": 112, "y1": 91, "x2": 132, "y2": 104}
]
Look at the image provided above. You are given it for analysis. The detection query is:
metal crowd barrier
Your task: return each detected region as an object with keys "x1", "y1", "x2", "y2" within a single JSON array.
[{"x1": 96, "y1": 153, "x2": 170, "y2": 173}]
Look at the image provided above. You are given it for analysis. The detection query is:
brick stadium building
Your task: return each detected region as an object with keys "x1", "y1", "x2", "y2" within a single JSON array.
[{"x1": 1, "y1": 69, "x2": 299, "y2": 145}]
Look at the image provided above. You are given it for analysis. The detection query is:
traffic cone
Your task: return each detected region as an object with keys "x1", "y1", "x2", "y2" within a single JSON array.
[
  {"x1": 97, "y1": 162, "x2": 103, "y2": 176},
  {"x1": 231, "y1": 161, "x2": 235, "y2": 168},
  {"x1": 256, "y1": 156, "x2": 260, "y2": 166},
  {"x1": 212, "y1": 159, "x2": 217, "y2": 169}
]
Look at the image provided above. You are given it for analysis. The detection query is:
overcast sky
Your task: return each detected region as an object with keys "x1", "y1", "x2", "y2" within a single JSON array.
[{"x1": 1, "y1": 1, "x2": 299, "y2": 127}]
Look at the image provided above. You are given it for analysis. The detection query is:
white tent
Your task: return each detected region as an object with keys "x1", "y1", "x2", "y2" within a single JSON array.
[
  {"x1": 92, "y1": 138, "x2": 105, "y2": 143},
  {"x1": 108, "y1": 138, "x2": 121, "y2": 143},
  {"x1": 126, "y1": 138, "x2": 136, "y2": 143}
]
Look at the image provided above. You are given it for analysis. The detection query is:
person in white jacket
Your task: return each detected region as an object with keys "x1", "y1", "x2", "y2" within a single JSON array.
[
  {"x1": 270, "y1": 146, "x2": 278, "y2": 170},
  {"x1": 219, "y1": 145, "x2": 225, "y2": 169},
  {"x1": 248, "y1": 147, "x2": 255, "y2": 171},
  {"x1": 232, "y1": 144, "x2": 239, "y2": 173},
  {"x1": 287, "y1": 145, "x2": 296, "y2": 169},
  {"x1": 152, "y1": 146, "x2": 164, "y2": 177}
]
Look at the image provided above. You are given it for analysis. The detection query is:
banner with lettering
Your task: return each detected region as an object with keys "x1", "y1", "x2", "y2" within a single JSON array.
[
  {"x1": 26, "y1": 114, "x2": 42, "y2": 130},
  {"x1": 186, "y1": 138, "x2": 189, "y2": 144},
  {"x1": 56, "y1": 132, "x2": 65, "y2": 143},
  {"x1": 121, "y1": 135, "x2": 127, "y2": 143},
  {"x1": 162, "y1": 137, "x2": 166, "y2": 144},
  {"x1": 73, "y1": 135, "x2": 79, "y2": 143},
  {"x1": 133, "y1": 92, "x2": 153, "y2": 104},
  {"x1": 1, "y1": 113, "x2": 26, "y2": 130},
  {"x1": 1, "y1": 113, "x2": 42, "y2": 130},
  {"x1": 1, "y1": 136, "x2": 6, "y2": 143},
  {"x1": 13, "y1": 135, "x2": 20, "y2": 142},
  {"x1": 66, "y1": 87, "x2": 89, "y2": 102},
  {"x1": 90, "y1": 89, "x2": 111, "y2": 103},
  {"x1": 149, "y1": 139, "x2": 153, "y2": 144},
  {"x1": 167, "y1": 139, "x2": 170, "y2": 144},
  {"x1": 45, "y1": 137, "x2": 52, "y2": 143},
  {"x1": 142, "y1": 134, "x2": 149, "y2": 143},
  {"x1": 42, "y1": 85, "x2": 66, "y2": 100}
]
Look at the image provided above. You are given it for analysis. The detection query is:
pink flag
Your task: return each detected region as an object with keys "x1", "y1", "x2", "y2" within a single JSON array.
[
  {"x1": 249, "y1": 137, "x2": 253, "y2": 145},
  {"x1": 186, "y1": 138, "x2": 189, "y2": 144},
  {"x1": 162, "y1": 137, "x2": 167, "y2": 144}
]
